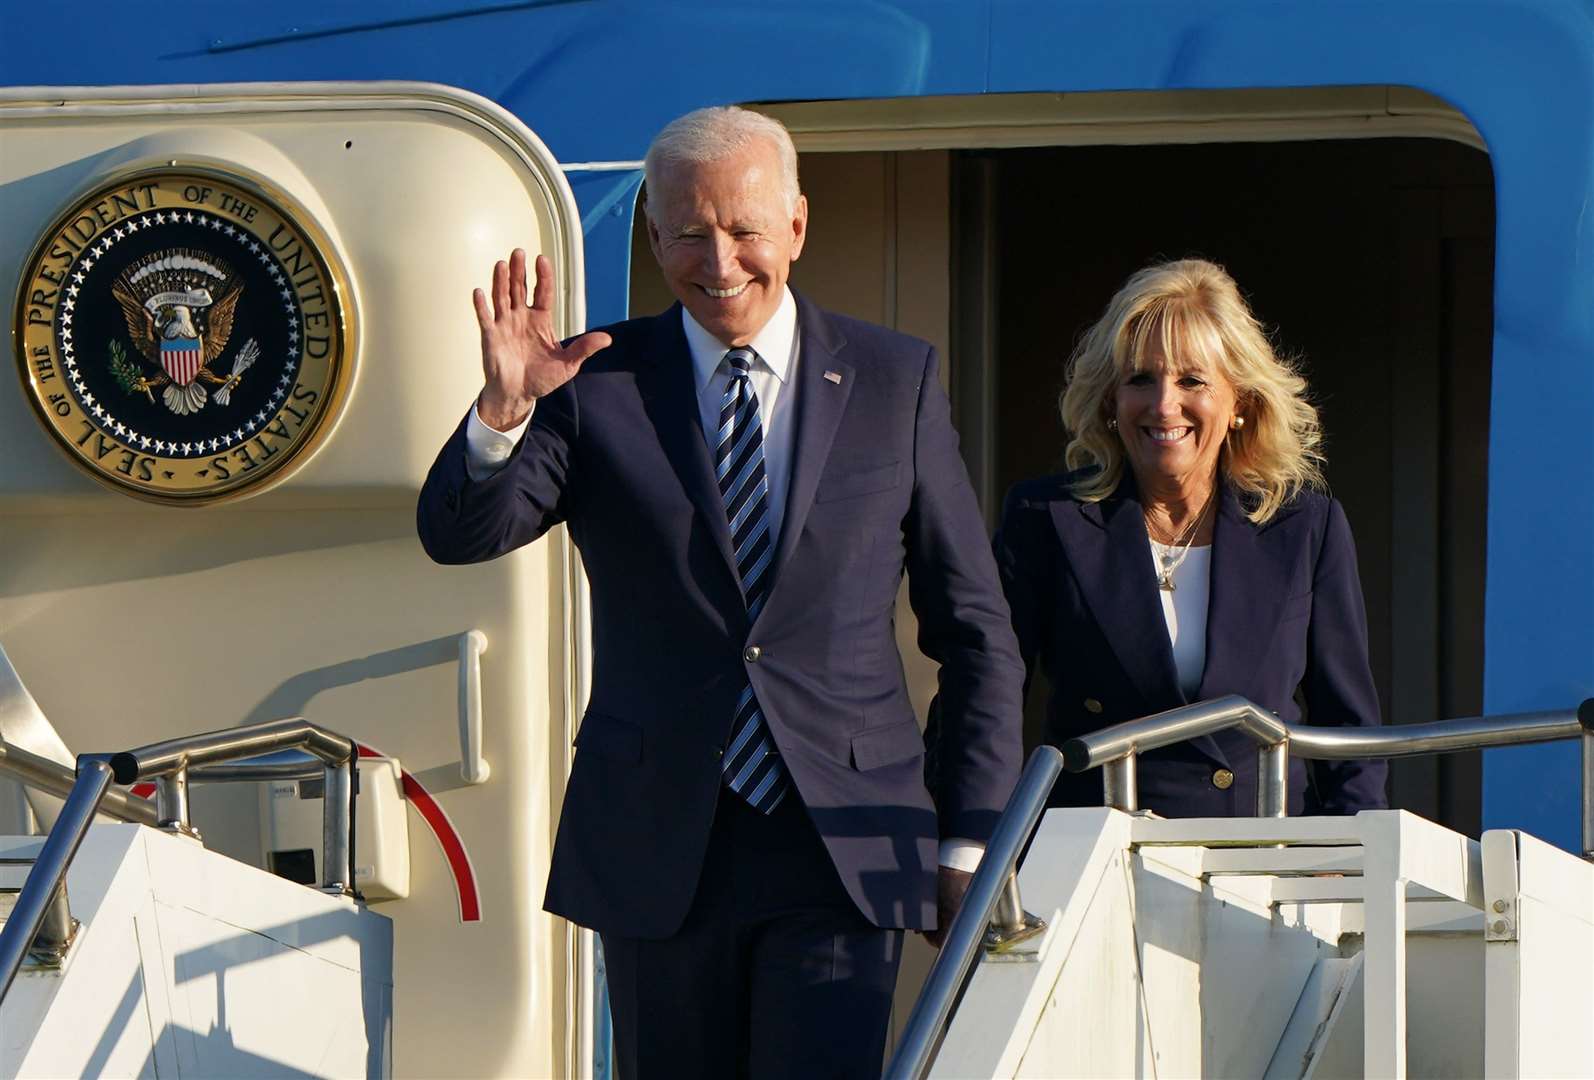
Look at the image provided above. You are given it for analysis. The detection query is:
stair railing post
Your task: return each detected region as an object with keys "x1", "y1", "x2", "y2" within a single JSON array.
[
  {"x1": 321, "y1": 759, "x2": 354, "y2": 895},
  {"x1": 28, "y1": 881, "x2": 79, "y2": 966},
  {"x1": 1102, "y1": 753, "x2": 1138, "y2": 812},
  {"x1": 1581, "y1": 729, "x2": 1593, "y2": 861},
  {"x1": 155, "y1": 763, "x2": 199, "y2": 839},
  {"x1": 1257, "y1": 739, "x2": 1289, "y2": 817}
]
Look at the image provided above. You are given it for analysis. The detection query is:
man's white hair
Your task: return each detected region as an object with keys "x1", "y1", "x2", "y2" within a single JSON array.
[{"x1": 644, "y1": 106, "x2": 801, "y2": 217}]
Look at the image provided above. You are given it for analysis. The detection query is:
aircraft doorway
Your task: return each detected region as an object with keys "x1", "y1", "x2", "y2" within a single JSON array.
[
  {"x1": 630, "y1": 100, "x2": 1494, "y2": 1049},
  {"x1": 632, "y1": 129, "x2": 1494, "y2": 835}
]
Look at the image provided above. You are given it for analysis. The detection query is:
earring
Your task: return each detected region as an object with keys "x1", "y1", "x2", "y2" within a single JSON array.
[
  {"x1": 1106, "y1": 418, "x2": 1119, "y2": 431},
  {"x1": 1230, "y1": 416, "x2": 1245, "y2": 430}
]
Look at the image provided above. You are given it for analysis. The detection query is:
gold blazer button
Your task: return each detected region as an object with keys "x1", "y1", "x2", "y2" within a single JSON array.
[
  {"x1": 1212, "y1": 769, "x2": 1235, "y2": 790},
  {"x1": 1083, "y1": 698, "x2": 1103, "y2": 714}
]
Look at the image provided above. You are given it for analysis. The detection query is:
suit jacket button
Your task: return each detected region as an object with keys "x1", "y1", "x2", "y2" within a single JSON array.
[
  {"x1": 1212, "y1": 769, "x2": 1235, "y2": 790},
  {"x1": 1083, "y1": 698, "x2": 1103, "y2": 714},
  {"x1": 743, "y1": 646, "x2": 762, "y2": 663}
]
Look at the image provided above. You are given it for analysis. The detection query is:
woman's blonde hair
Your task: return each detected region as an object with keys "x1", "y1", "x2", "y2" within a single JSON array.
[{"x1": 1059, "y1": 258, "x2": 1324, "y2": 523}]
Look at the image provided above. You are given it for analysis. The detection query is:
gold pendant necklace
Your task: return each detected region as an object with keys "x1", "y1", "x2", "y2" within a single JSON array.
[
  {"x1": 1156, "y1": 548, "x2": 1179, "y2": 592},
  {"x1": 1148, "y1": 497, "x2": 1212, "y2": 592}
]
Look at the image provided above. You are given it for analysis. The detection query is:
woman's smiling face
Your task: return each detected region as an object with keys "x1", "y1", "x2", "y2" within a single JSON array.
[{"x1": 1113, "y1": 333, "x2": 1238, "y2": 494}]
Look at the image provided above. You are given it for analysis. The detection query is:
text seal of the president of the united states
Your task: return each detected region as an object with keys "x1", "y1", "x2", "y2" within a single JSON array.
[{"x1": 14, "y1": 167, "x2": 353, "y2": 504}]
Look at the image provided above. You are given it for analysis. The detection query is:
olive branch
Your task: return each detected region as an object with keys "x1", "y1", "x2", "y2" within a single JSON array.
[{"x1": 108, "y1": 340, "x2": 154, "y2": 403}]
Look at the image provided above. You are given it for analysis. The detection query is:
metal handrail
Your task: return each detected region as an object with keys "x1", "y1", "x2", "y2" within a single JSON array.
[
  {"x1": 109, "y1": 716, "x2": 358, "y2": 892},
  {"x1": 1290, "y1": 709, "x2": 1586, "y2": 758},
  {"x1": 1062, "y1": 694, "x2": 1594, "y2": 857},
  {"x1": 0, "y1": 760, "x2": 112, "y2": 1002},
  {"x1": 187, "y1": 754, "x2": 327, "y2": 783},
  {"x1": 0, "y1": 739, "x2": 156, "y2": 826},
  {"x1": 885, "y1": 746, "x2": 1066, "y2": 1080},
  {"x1": 1060, "y1": 695, "x2": 1291, "y2": 817},
  {"x1": 109, "y1": 716, "x2": 354, "y2": 781}
]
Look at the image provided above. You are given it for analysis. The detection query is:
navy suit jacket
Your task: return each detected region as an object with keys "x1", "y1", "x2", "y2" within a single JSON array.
[
  {"x1": 995, "y1": 472, "x2": 1388, "y2": 816},
  {"x1": 418, "y1": 295, "x2": 1024, "y2": 936}
]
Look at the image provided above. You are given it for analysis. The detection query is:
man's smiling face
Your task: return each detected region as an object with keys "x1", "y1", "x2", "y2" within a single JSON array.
[{"x1": 646, "y1": 138, "x2": 807, "y2": 347}]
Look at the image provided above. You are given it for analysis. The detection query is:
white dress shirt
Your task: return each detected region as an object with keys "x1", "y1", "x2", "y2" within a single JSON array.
[
  {"x1": 681, "y1": 288, "x2": 798, "y2": 547},
  {"x1": 462, "y1": 287, "x2": 982, "y2": 874}
]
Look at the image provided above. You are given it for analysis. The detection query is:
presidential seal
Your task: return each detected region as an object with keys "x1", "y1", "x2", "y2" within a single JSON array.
[{"x1": 14, "y1": 168, "x2": 352, "y2": 504}]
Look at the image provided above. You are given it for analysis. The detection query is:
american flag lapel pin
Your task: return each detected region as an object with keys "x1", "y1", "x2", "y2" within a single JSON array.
[{"x1": 823, "y1": 370, "x2": 842, "y2": 384}]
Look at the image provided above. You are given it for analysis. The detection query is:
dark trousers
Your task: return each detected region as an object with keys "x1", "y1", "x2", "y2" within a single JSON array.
[{"x1": 602, "y1": 788, "x2": 904, "y2": 1080}]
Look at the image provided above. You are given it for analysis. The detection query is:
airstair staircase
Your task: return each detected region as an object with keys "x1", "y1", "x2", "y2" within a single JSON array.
[
  {"x1": 889, "y1": 696, "x2": 1594, "y2": 1080},
  {"x1": 0, "y1": 824, "x2": 392, "y2": 1077},
  {"x1": 929, "y1": 807, "x2": 1593, "y2": 1078},
  {"x1": 0, "y1": 646, "x2": 392, "y2": 1077}
]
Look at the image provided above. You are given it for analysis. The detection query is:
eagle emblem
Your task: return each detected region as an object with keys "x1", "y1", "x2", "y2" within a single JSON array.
[
  {"x1": 17, "y1": 167, "x2": 351, "y2": 504},
  {"x1": 110, "y1": 249, "x2": 259, "y2": 415}
]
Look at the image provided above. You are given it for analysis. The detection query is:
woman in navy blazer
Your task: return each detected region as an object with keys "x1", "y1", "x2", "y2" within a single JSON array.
[{"x1": 996, "y1": 259, "x2": 1387, "y2": 816}]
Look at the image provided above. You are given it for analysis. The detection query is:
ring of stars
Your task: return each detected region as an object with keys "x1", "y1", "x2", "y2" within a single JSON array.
[{"x1": 54, "y1": 207, "x2": 306, "y2": 458}]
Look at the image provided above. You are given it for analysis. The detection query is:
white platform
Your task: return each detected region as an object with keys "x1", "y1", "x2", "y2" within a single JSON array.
[{"x1": 933, "y1": 808, "x2": 1594, "y2": 1079}]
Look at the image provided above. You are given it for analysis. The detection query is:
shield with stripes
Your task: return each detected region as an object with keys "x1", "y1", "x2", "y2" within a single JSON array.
[{"x1": 160, "y1": 337, "x2": 202, "y2": 386}]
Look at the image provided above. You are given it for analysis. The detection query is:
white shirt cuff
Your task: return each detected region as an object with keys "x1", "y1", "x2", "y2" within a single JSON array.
[
  {"x1": 465, "y1": 399, "x2": 532, "y2": 481},
  {"x1": 938, "y1": 839, "x2": 985, "y2": 874}
]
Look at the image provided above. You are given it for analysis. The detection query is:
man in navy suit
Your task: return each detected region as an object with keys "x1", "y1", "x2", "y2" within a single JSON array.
[{"x1": 418, "y1": 107, "x2": 1023, "y2": 1078}]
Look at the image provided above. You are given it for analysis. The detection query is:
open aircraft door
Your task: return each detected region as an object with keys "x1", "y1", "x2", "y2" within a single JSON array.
[{"x1": 0, "y1": 83, "x2": 592, "y2": 1078}]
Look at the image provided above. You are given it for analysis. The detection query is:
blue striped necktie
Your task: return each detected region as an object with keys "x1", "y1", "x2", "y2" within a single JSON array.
[{"x1": 716, "y1": 347, "x2": 790, "y2": 814}]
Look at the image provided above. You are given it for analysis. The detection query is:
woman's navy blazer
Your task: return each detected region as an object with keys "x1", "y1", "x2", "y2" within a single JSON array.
[{"x1": 995, "y1": 472, "x2": 1388, "y2": 816}]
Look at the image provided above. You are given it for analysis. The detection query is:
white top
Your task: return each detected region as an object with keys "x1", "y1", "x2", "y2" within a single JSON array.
[{"x1": 1149, "y1": 541, "x2": 1211, "y2": 698}]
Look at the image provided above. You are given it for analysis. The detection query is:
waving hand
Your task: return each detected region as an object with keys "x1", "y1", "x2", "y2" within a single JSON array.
[{"x1": 475, "y1": 248, "x2": 612, "y2": 430}]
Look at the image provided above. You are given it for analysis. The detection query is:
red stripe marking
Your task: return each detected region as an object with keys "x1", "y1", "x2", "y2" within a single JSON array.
[
  {"x1": 131, "y1": 782, "x2": 156, "y2": 799},
  {"x1": 162, "y1": 342, "x2": 201, "y2": 386},
  {"x1": 357, "y1": 743, "x2": 481, "y2": 922}
]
